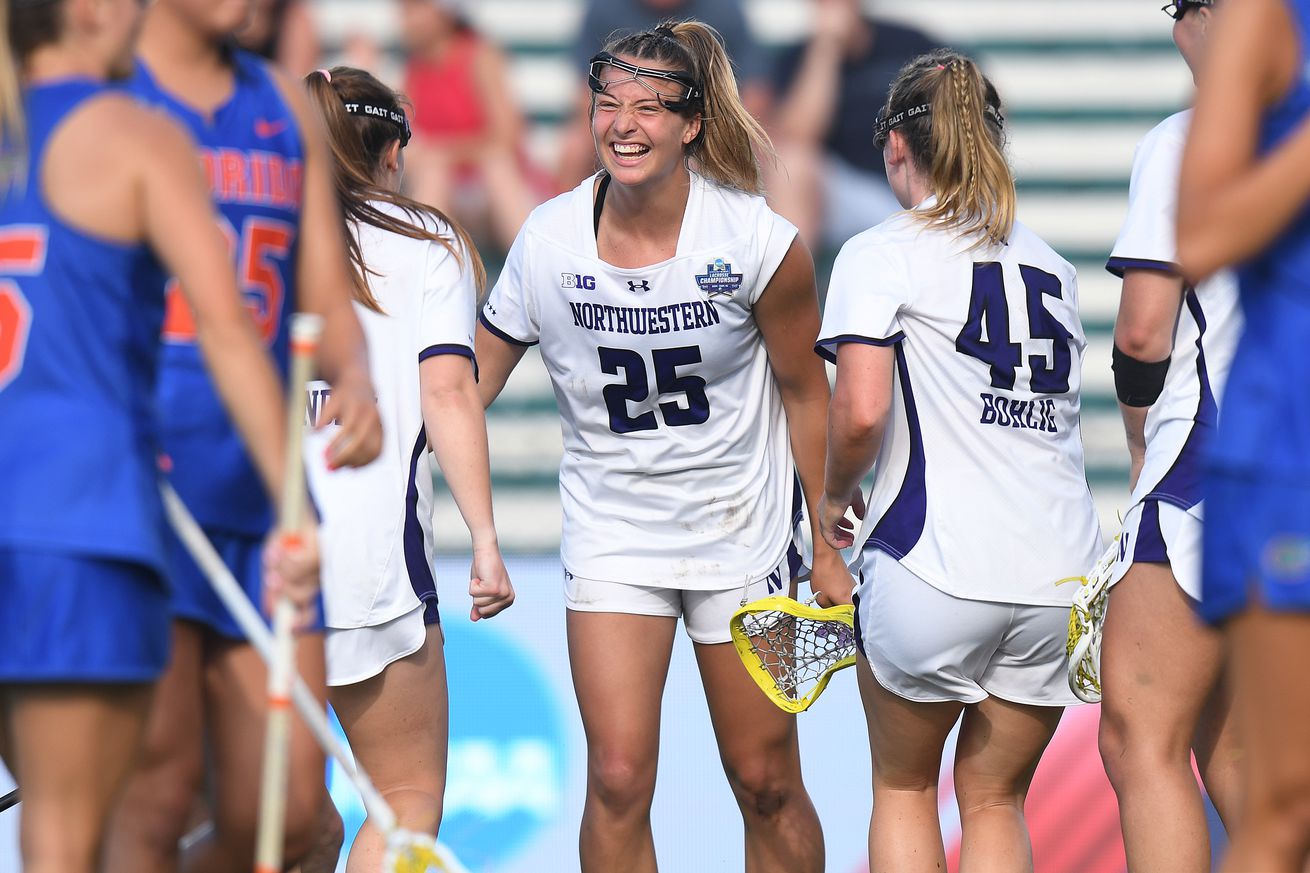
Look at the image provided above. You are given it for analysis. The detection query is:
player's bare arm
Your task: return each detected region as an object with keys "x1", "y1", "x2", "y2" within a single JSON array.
[
  {"x1": 755, "y1": 236, "x2": 854, "y2": 605},
  {"x1": 1114, "y1": 268, "x2": 1185, "y2": 488},
  {"x1": 419, "y1": 353, "x2": 515, "y2": 621},
  {"x1": 473, "y1": 322, "x2": 530, "y2": 408},
  {"x1": 820, "y1": 341, "x2": 893, "y2": 551},
  {"x1": 1179, "y1": 0, "x2": 1310, "y2": 279}
]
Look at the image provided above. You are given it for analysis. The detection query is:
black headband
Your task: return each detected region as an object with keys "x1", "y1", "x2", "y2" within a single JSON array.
[
  {"x1": 342, "y1": 101, "x2": 412, "y2": 147},
  {"x1": 873, "y1": 101, "x2": 1005, "y2": 148},
  {"x1": 587, "y1": 51, "x2": 702, "y2": 113}
]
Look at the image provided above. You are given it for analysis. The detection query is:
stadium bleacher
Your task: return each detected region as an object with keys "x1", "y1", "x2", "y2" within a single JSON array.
[{"x1": 312, "y1": 0, "x2": 1191, "y2": 550}]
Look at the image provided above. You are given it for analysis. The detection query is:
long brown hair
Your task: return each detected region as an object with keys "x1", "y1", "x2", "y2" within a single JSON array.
[
  {"x1": 884, "y1": 50, "x2": 1015, "y2": 246},
  {"x1": 2, "y1": 0, "x2": 66, "y2": 188},
  {"x1": 303, "y1": 66, "x2": 485, "y2": 312},
  {"x1": 601, "y1": 20, "x2": 774, "y2": 194}
]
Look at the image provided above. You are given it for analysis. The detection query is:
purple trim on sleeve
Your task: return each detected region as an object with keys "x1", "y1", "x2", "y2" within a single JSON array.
[
  {"x1": 418, "y1": 343, "x2": 474, "y2": 363},
  {"x1": 478, "y1": 313, "x2": 537, "y2": 347},
  {"x1": 814, "y1": 332, "x2": 906, "y2": 363},
  {"x1": 1106, "y1": 257, "x2": 1180, "y2": 278}
]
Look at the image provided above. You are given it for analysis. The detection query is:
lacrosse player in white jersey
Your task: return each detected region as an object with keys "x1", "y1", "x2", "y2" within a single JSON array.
[
  {"x1": 1097, "y1": 3, "x2": 1242, "y2": 870},
  {"x1": 301, "y1": 66, "x2": 515, "y2": 871},
  {"x1": 475, "y1": 19, "x2": 850, "y2": 873},
  {"x1": 818, "y1": 50, "x2": 1103, "y2": 873}
]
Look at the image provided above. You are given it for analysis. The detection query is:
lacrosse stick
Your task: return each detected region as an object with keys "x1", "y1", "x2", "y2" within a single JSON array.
[
  {"x1": 1066, "y1": 535, "x2": 1123, "y2": 704},
  {"x1": 730, "y1": 595, "x2": 857, "y2": 713},
  {"x1": 161, "y1": 483, "x2": 466, "y2": 873},
  {"x1": 253, "y1": 313, "x2": 322, "y2": 873}
]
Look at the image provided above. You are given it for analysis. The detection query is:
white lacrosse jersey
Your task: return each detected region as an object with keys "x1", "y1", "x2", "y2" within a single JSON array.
[
  {"x1": 1107, "y1": 110, "x2": 1242, "y2": 511},
  {"x1": 481, "y1": 172, "x2": 799, "y2": 589},
  {"x1": 305, "y1": 202, "x2": 478, "y2": 628},
  {"x1": 818, "y1": 204, "x2": 1102, "y2": 606}
]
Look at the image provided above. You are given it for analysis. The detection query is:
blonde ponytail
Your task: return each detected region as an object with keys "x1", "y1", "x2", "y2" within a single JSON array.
[
  {"x1": 886, "y1": 51, "x2": 1014, "y2": 246},
  {"x1": 0, "y1": 0, "x2": 26, "y2": 188},
  {"x1": 602, "y1": 20, "x2": 775, "y2": 194}
]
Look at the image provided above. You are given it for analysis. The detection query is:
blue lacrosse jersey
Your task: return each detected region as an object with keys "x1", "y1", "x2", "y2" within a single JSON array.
[
  {"x1": 1208, "y1": 0, "x2": 1310, "y2": 478},
  {"x1": 0, "y1": 80, "x2": 169, "y2": 569},
  {"x1": 130, "y1": 50, "x2": 303, "y2": 535}
]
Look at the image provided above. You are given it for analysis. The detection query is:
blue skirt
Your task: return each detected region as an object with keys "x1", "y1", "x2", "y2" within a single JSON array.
[
  {"x1": 1201, "y1": 470, "x2": 1310, "y2": 624},
  {"x1": 165, "y1": 526, "x2": 324, "y2": 639},
  {"x1": 0, "y1": 548, "x2": 170, "y2": 683}
]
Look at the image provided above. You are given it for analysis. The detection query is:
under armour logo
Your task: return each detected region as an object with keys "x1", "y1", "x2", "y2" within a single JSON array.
[{"x1": 626, "y1": 280, "x2": 651, "y2": 294}]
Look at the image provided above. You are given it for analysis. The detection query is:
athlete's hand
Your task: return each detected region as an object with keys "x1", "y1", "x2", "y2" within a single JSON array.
[
  {"x1": 319, "y1": 375, "x2": 383, "y2": 470},
  {"x1": 262, "y1": 523, "x2": 321, "y2": 630},
  {"x1": 468, "y1": 543, "x2": 514, "y2": 621},
  {"x1": 809, "y1": 550, "x2": 854, "y2": 607},
  {"x1": 820, "y1": 487, "x2": 866, "y2": 550}
]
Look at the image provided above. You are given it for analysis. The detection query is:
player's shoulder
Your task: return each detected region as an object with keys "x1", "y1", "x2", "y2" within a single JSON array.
[
  {"x1": 1134, "y1": 110, "x2": 1191, "y2": 164},
  {"x1": 72, "y1": 92, "x2": 190, "y2": 156},
  {"x1": 692, "y1": 173, "x2": 791, "y2": 250},
  {"x1": 1008, "y1": 220, "x2": 1076, "y2": 276},
  {"x1": 834, "y1": 210, "x2": 920, "y2": 262},
  {"x1": 517, "y1": 176, "x2": 592, "y2": 251}
]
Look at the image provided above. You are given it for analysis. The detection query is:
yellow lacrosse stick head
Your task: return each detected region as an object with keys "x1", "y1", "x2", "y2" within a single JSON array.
[
  {"x1": 730, "y1": 595, "x2": 857, "y2": 713},
  {"x1": 384, "y1": 831, "x2": 449, "y2": 873}
]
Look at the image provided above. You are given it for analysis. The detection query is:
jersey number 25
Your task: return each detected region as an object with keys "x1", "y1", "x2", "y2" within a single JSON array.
[
  {"x1": 162, "y1": 216, "x2": 293, "y2": 345},
  {"x1": 599, "y1": 345, "x2": 710, "y2": 434},
  {"x1": 955, "y1": 262, "x2": 1075, "y2": 394}
]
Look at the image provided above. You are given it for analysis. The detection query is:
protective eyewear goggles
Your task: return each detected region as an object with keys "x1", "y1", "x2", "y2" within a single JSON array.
[
  {"x1": 587, "y1": 52, "x2": 703, "y2": 113},
  {"x1": 873, "y1": 101, "x2": 1005, "y2": 149},
  {"x1": 1161, "y1": 0, "x2": 1213, "y2": 21},
  {"x1": 342, "y1": 100, "x2": 412, "y2": 148}
]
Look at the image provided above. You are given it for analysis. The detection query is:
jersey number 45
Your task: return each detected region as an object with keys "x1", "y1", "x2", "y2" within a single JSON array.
[{"x1": 955, "y1": 262, "x2": 1076, "y2": 394}]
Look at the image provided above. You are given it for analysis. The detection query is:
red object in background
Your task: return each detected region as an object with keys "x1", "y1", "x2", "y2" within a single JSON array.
[{"x1": 851, "y1": 706, "x2": 1128, "y2": 873}]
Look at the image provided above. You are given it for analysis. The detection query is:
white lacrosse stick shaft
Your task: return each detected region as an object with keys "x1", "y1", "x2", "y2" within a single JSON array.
[{"x1": 254, "y1": 313, "x2": 322, "y2": 873}]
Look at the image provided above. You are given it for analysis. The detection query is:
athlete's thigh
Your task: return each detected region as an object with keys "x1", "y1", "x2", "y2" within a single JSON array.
[
  {"x1": 694, "y1": 637, "x2": 800, "y2": 771},
  {"x1": 7, "y1": 684, "x2": 152, "y2": 841},
  {"x1": 857, "y1": 655, "x2": 962, "y2": 787},
  {"x1": 204, "y1": 633, "x2": 328, "y2": 823},
  {"x1": 1102, "y1": 560, "x2": 1223, "y2": 729},
  {"x1": 567, "y1": 610, "x2": 677, "y2": 756},
  {"x1": 134, "y1": 621, "x2": 206, "y2": 785},
  {"x1": 328, "y1": 623, "x2": 447, "y2": 797},
  {"x1": 954, "y1": 695, "x2": 1062, "y2": 796},
  {"x1": 1225, "y1": 605, "x2": 1310, "y2": 806}
]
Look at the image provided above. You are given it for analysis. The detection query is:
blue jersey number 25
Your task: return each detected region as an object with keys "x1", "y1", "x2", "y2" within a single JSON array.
[
  {"x1": 955, "y1": 262, "x2": 1075, "y2": 394},
  {"x1": 599, "y1": 345, "x2": 710, "y2": 434}
]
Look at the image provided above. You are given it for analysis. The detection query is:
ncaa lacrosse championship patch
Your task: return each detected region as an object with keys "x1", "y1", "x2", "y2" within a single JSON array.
[{"x1": 695, "y1": 258, "x2": 743, "y2": 297}]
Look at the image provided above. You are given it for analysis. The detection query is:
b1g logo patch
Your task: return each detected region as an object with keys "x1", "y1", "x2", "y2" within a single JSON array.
[
  {"x1": 561, "y1": 273, "x2": 597, "y2": 291},
  {"x1": 695, "y1": 258, "x2": 743, "y2": 297}
]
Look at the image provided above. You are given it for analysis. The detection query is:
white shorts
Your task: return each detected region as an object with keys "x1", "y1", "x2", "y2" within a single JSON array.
[
  {"x1": 1110, "y1": 498, "x2": 1203, "y2": 600},
  {"x1": 563, "y1": 558, "x2": 795, "y2": 645},
  {"x1": 855, "y1": 550, "x2": 1078, "y2": 707},
  {"x1": 324, "y1": 602, "x2": 435, "y2": 687}
]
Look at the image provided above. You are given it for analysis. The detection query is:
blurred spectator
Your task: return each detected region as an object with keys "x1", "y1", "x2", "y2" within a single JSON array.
[
  {"x1": 400, "y1": 0, "x2": 544, "y2": 252},
  {"x1": 767, "y1": 0, "x2": 941, "y2": 250},
  {"x1": 557, "y1": 0, "x2": 772, "y2": 190},
  {"x1": 237, "y1": 0, "x2": 322, "y2": 76}
]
